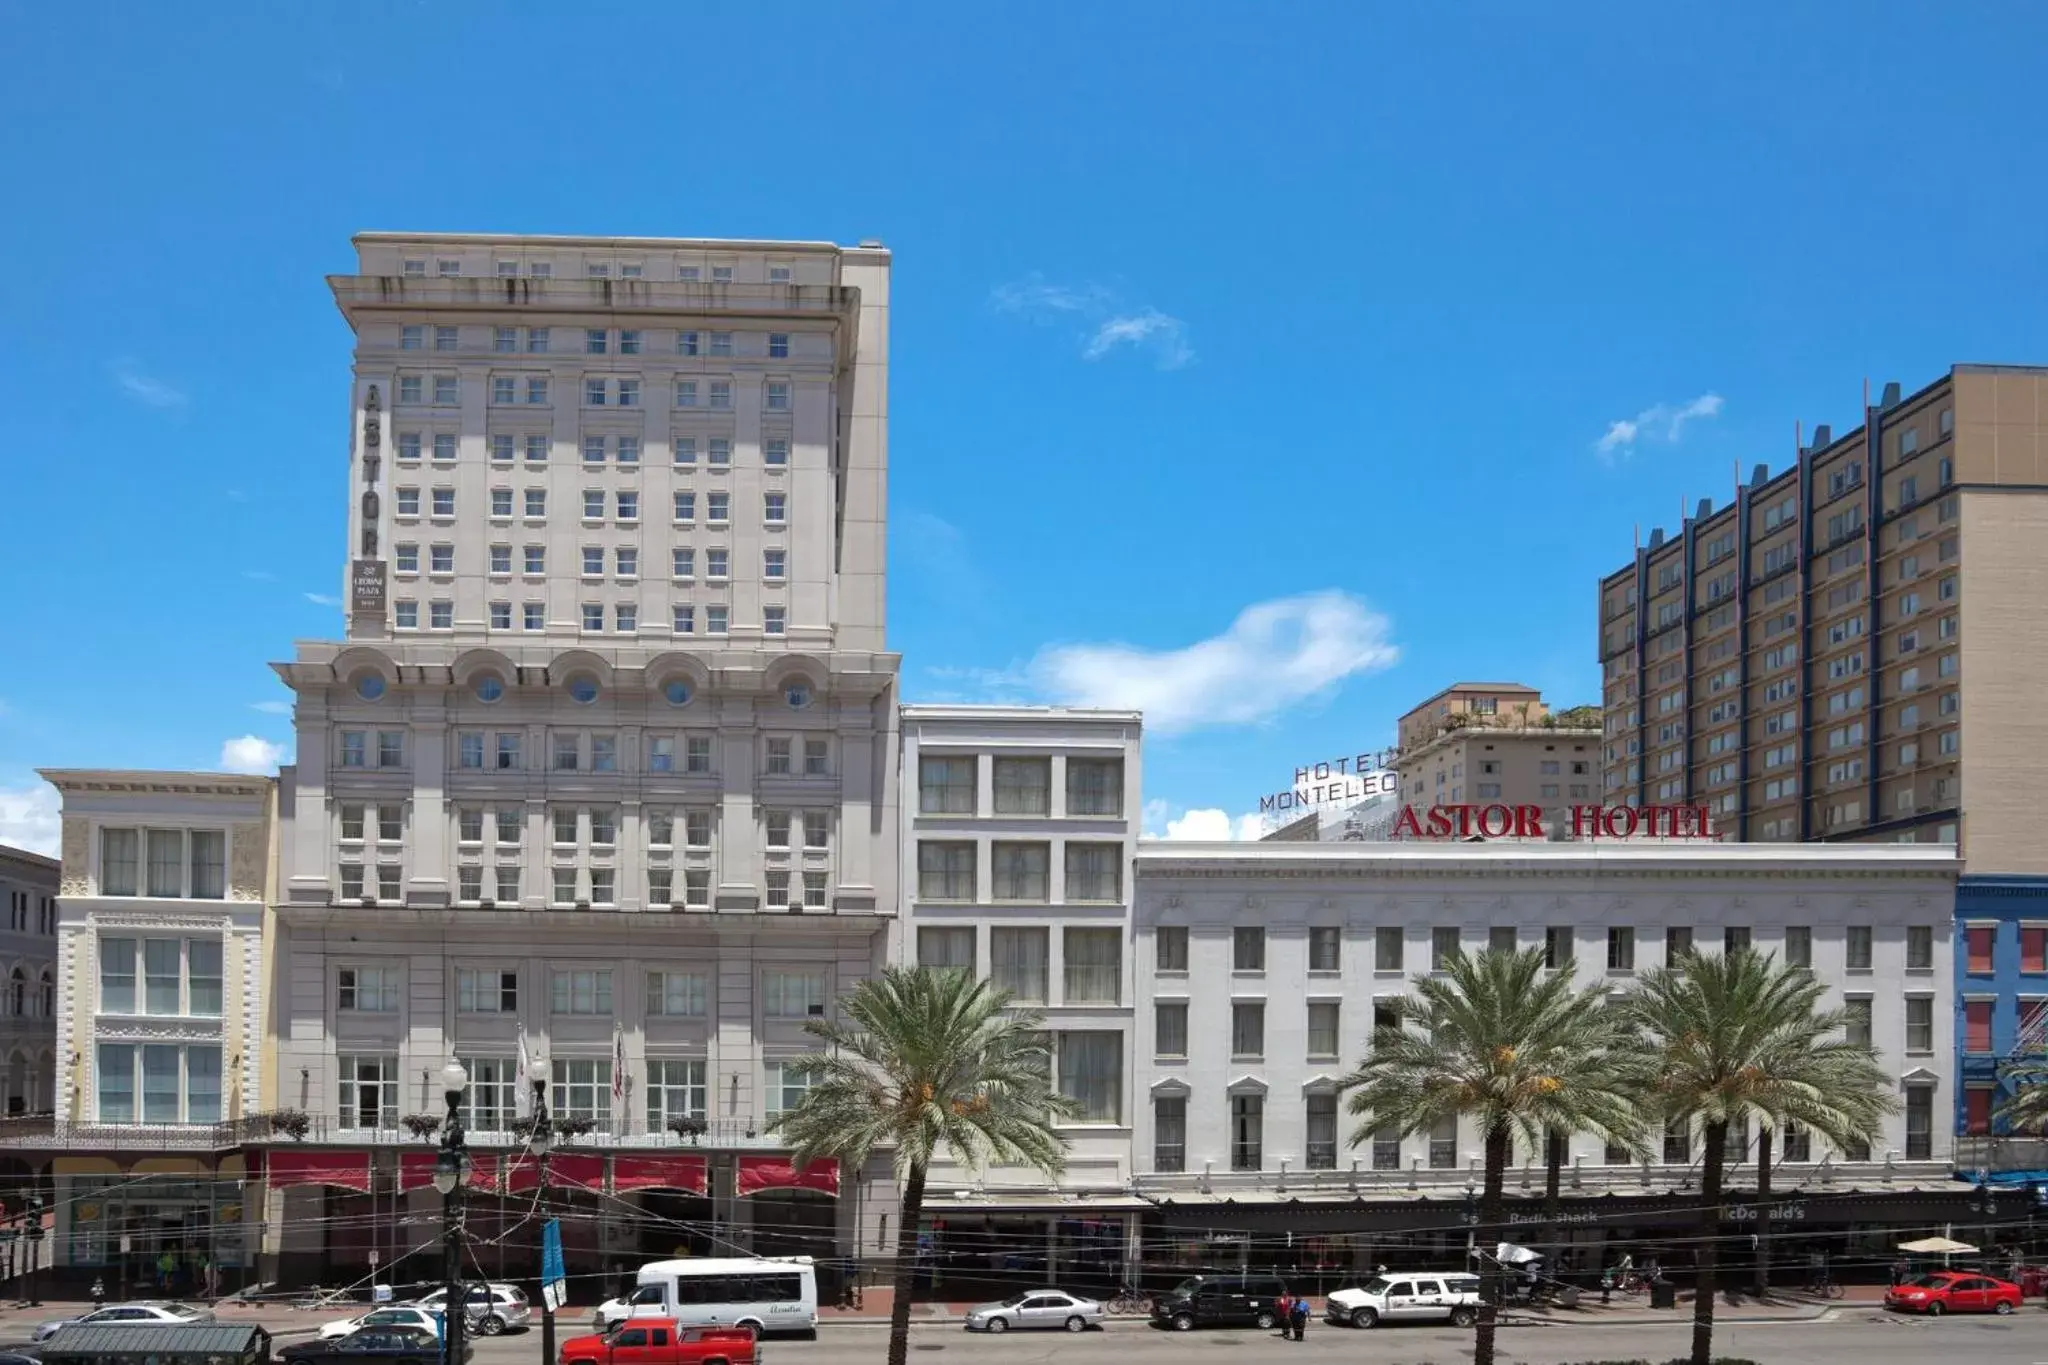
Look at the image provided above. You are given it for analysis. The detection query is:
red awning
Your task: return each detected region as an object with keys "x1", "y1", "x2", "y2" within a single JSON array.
[
  {"x1": 613, "y1": 1155, "x2": 709, "y2": 1195},
  {"x1": 265, "y1": 1149, "x2": 373, "y2": 1193},
  {"x1": 505, "y1": 1152, "x2": 603, "y2": 1193},
  {"x1": 398, "y1": 1151, "x2": 500, "y2": 1193},
  {"x1": 736, "y1": 1155, "x2": 839, "y2": 1198}
]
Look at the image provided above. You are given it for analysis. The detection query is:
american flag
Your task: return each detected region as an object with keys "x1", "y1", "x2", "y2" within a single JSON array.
[{"x1": 611, "y1": 1024, "x2": 627, "y2": 1126}]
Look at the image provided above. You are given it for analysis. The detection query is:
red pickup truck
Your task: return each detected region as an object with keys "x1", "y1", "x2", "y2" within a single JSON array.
[{"x1": 558, "y1": 1320, "x2": 759, "y2": 1365}]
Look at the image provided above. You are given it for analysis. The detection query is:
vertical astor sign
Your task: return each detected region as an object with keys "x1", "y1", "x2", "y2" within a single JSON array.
[{"x1": 541, "y1": 1218, "x2": 567, "y2": 1312}]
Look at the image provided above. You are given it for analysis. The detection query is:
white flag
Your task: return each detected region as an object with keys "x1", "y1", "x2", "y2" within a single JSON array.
[{"x1": 515, "y1": 1028, "x2": 533, "y2": 1121}]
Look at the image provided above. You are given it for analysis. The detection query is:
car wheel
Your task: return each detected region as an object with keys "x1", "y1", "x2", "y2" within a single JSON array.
[
  {"x1": 1254, "y1": 1311, "x2": 1276, "y2": 1330},
  {"x1": 986, "y1": 1316, "x2": 1008, "y2": 1333},
  {"x1": 1450, "y1": 1306, "x2": 1477, "y2": 1328},
  {"x1": 1926, "y1": 1301, "x2": 1944, "y2": 1317},
  {"x1": 1997, "y1": 1300, "x2": 2016, "y2": 1315},
  {"x1": 1171, "y1": 1312, "x2": 1195, "y2": 1331},
  {"x1": 1350, "y1": 1307, "x2": 1378, "y2": 1329},
  {"x1": 478, "y1": 1312, "x2": 507, "y2": 1336},
  {"x1": 1065, "y1": 1315, "x2": 1086, "y2": 1333}
]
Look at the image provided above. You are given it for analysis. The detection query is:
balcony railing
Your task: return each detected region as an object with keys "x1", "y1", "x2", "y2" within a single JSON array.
[
  {"x1": 254, "y1": 1114, "x2": 783, "y2": 1150},
  {"x1": 332, "y1": 276, "x2": 859, "y2": 319},
  {"x1": 1134, "y1": 1154, "x2": 1957, "y2": 1200},
  {"x1": 1954, "y1": 1136, "x2": 2048, "y2": 1174},
  {"x1": 0, "y1": 1114, "x2": 282, "y2": 1151}
]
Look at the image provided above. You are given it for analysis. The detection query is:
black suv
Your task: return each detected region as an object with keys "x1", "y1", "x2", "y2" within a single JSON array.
[{"x1": 1150, "y1": 1273, "x2": 1290, "y2": 1330}]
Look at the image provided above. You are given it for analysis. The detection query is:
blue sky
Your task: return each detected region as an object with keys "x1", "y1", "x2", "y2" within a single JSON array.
[{"x1": 4, "y1": 2, "x2": 2048, "y2": 851}]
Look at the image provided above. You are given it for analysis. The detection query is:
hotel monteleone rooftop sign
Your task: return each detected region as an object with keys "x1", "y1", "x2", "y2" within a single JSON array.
[{"x1": 1257, "y1": 752, "x2": 1400, "y2": 817}]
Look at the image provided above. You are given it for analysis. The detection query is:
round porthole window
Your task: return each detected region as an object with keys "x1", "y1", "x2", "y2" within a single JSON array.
[
  {"x1": 354, "y1": 672, "x2": 387, "y2": 702},
  {"x1": 785, "y1": 682, "x2": 813, "y2": 710},
  {"x1": 664, "y1": 679, "x2": 693, "y2": 708},
  {"x1": 568, "y1": 674, "x2": 600, "y2": 705},
  {"x1": 474, "y1": 674, "x2": 505, "y2": 704}
]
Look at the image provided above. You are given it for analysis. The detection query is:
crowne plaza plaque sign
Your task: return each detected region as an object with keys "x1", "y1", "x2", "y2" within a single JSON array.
[{"x1": 350, "y1": 558, "x2": 387, "y2": 614}]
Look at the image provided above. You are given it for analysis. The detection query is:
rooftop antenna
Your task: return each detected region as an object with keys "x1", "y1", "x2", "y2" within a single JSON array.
[{"x1": 1863, "y1": 376, "x2": 1871, "y2": 411}]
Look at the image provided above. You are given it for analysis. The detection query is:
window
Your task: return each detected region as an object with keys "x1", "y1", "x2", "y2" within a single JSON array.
[
  {"x1": 1905, "y1": 996, "x2": 1933, "y2": 1053},
  {"x1": 1375, "y1": 926, "x2": 1403, "y2": 971},
  {"x1": 338, "y1": 965, "x2": 399, "y2": 1012},
  {"x1": 1065, "y1": 843, "x2": 1121, "y2": 902},
  {"x1": 1965, "y1": 1084, "x2": 1994, "y2": 1138},
  {"x1": 710, "y1": 381, "x2": 731, "y2": 409},
  {"x1": 710, "y1": 332, "x2": 733, "y2": 357},
  {"x1": 457, "y1": 968, "x2": 518, "y2": 1014},
  {"x1": 433, "y1": 326, "x2": 458, "y2": 353},
  {"x1": 1056, "y1": 1032, "x2": 1121, "y2": 1122},
  {"x1": 764, "y1": 491, "x2": 788, "y2": 525},
  {"x1": 1489, "y1": 927, "x2": 1517, "y2": 955},
  {"x1": 1607, "y1": 926, "x2": 1635, "y2": 972},
  {"x1": 678, "y1": 330, "x2": 700, "y2": 356},
  {"x1": 550, "y1": 969, "x2": 613, "y2": 1016},
  {"x1": 647, "y1": 971, "x2": 707, "y2": 1017},
  {"x1": 1431, "y1": 927, "x2": 1459, "y2": 972},
  {"x1": 993, "y1": 757, "x2": 1051, "y2": 814},
  {"x1": 528, "y1": 325, "x2": 551, "y2": 349},
  {"x1": 917, "y1": 842, "x2": 975, "y2": 900},
  {"x1": 1154, "y1": 1096, "x2": 1187, "y2": 1172},
  {"x1": 1905, "y1": 1086, "x2": 1932, "y2": 1161},
  {"x1": 338, "y1": 1054, "x2": 399, "y2": 1130},
  {"x1": 1844, "y1": 925, "x2": 1873, "y2": 971},
  {"x1": 707, "y1": 547, "x2": 729, "y2": 577},
  {"x1": 646, "y1": 1059, "x2": 707, "y2": 1127},
  {"x1": 1844, "y1": 996, "x2": 1873, "y2": 1048},
  {"x1": 496, "y1": 733, "x2": 522, "y2": 770},
  {"x1": 2023, "y1": 926, "x2": 2048, "y2": 974},
  {"x1": 764, "y1": 547, "x2": 787, "y2": 580},
  {"x1": 709, "y1": 438, "x2": 731, "y2": 467},
  {"x1": 1964, "y1": 998, "x2": 1992, "y2": 1053},
  {"x1": 401, "y1": 325, "x2": 423, "y2": 350},
  {"x1": 1724, "y1": 926, "x2": 1752, "y2": 956},
  {"x1": 1064, "y1": 927, "x2": 1120, "y2": 1004},
  {"x1": 1428, "y1": 1114, "x2": 1458, "y2": 1169},
  {"x1": 801, "y1": 738, "x2": 830, "y2": 777},
  {"x1": 1662, "y1": 1117, "x2": 1692, "y2": 1164},
  {"x1": 1233, "y1": 926, "x2": 1266, "y2": 972},
  {"x1": 586, "y1": 378, "x2": 607, "y2": 406},
  {"x1": 918, "y1": 757, "x2": 975, "y2": 814},
  {"x1": 916, "y1": 926, "x2": 976, "y2": 972},
  {"x1": 1784, "y1": 926, "x2": 1811, "y2": 969},
  {"x1": 675, "y1": 379, "x2": 698, "y2": 407},
  {"x1": 553, "y1": 1058, "x2": 613, "y2": 1127},
  {"x1": 1966, "y1": 925, "x2": 1994, "y2": 974},
  {"x1": 399, "y1": 376, "x2": 423, "y2": 404},
  {"x1": 433, "y1": 375, "x2": 457, "y2": 405},
  {"x1": 763, "y1": 970, "x2": 826, "y2": 1018},
  {"x1": 1231, "y1": 1001, "x2": 1265, "y2": 1058},
  {"x1": 1156, "y1": 926, "x2": 1188, "y2": 972},
  {"x1": 618, "y1": 379, "x2": 640, "y2": 408},
  {"x1": 765, "y1": 438, "x2": 788, "y2": 467},
  {"x1": 1155, "y1": 1001, "x2": 1189, "y2": 1057},
  {"x1": 991, "y1": 839, "x2": 1048, "y2": 900},
  {"x1": 1544, "y1": 927, "x2": 1573, "y2": 969},
  {"x1": 1307, "y1": 1002, "x2": 1340, "y2": 1060},
  {"x1": 1309, "y1": 927, "x2": 1341, "y2": 972},
  {"x1": 1227, "y1": 1092, "x2": 1266, "y2": 1172},
  {"x1": 991, "y1": 927, "x2": 1049, "y2": 1002}
]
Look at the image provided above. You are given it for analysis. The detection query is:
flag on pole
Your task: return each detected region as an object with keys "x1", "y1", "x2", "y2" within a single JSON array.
[
  {"x1": 611, "y1": 1023, "x2": 627, "y2": 1125},
  {"x1": 515, "y1": 1027, "x2": 533, "y2": 1121}
]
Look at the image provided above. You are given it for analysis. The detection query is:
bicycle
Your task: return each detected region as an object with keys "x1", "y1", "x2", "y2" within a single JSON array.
[
  {"x1": 1804, "y1": 1273, "x2": 1845, "y2": 1299},
  {"x1": 1106, "y1": 1285, "x2": 1150, "y2": 1315}
]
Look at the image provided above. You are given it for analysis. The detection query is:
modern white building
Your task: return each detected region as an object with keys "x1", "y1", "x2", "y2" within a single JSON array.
[
  {"x1": 897, "y1": 706, "x2": 1143, "y2": 1283},
  {"x1": 257, "y1": 232, "x2": 899, "y2": 1289},
  {"x1": 1128, "y1": 839, "x2": 1967, "y2": 1281},
  {"x1": 0, "y1": 842, "x2": 59, "y2": 1118}
]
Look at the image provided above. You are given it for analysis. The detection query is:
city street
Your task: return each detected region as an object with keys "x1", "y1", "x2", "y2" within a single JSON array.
[{"x1": 448, "y1": 1311, "x2": 2048, "y2": 1365}]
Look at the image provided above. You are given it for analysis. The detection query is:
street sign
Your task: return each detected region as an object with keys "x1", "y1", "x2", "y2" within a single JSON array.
[{"x1": 541, "y1": 1218, "x2": 566, "y2": 1312}]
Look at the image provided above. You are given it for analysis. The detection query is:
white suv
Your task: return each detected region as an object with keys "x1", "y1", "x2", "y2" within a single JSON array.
[
  {"x1": 1326, "y1": 1272, "x2": 1481, "y2": 1328},
  {"x1": 411, "y1": 1283, "x2": 532, "y2": 1335}
]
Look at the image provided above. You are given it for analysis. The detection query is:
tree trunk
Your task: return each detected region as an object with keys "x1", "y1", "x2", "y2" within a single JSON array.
[
  {"x1": 1693, "y1": 1120, "x2": 1728, "y2": 1365},
  {"x1": 886, "y1": 1161, "x2": 927, "y2": 1365},
  {"x1": 1753, "y1": 1126, "x2": 1773, "y2": 1299},
  {"x1": 1543, "y1": 1129, "x2": 1563, "y2": 1266},
  {"x1": 1474, "y1": 1122, "x2": 1511, "y2": 1365}
]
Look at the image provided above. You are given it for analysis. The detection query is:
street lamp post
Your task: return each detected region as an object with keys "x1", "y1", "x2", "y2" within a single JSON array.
[
  {"x1": 528, "y1": 1046, "x2": 556, "y2": 1365},
  {"x1": 431, "y1": 1061, "x2": 470, "y2": 1365}
]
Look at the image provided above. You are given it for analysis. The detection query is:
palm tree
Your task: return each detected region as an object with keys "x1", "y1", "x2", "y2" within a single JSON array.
[
  {"x1": 1993, "y1": 1050, "x2": 2048, "y2": 1136},
  {"x1": 1626, "y1": 949, "x2": 1896, "y2": 1365},
  {"x1": 768, "y1": 965, "x2": 1078, "y2": 1365},
  {"x1": 1338, "y1": 948, "x2": 1645, "y2": 1365}
]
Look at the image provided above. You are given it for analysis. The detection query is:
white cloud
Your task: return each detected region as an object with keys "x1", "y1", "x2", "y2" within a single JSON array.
[
  {"x1": 113, "y1": 360, "x2": 188, "y2": 409},
  {"x1": 0, "y1": 783, "x2": 59, "y2": 856},
  {"x1": 1595, "y1": 392, "x2": 1724, "y2": 458},
  {"x1": 992, "y1": 274, "x2": 1194, "y2": 368},
  {"x1": 304, "y1": 592, "x2": 342, "y2": 608},
  {"x1": 1159, "y1": 807, "x2": 1266, "y2": 841},
  {"x1": 249, "y1": 700, "x2": 293, "y2": 715},
  {"x1": 1028, "y1": 590, "x2": 1398, "y2": 734},
  {"x1": 219, "y1": 736, "x2": 285, "y2": 775}
]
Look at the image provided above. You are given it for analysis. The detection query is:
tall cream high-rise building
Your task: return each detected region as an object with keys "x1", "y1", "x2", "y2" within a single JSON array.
[{"x1": 263, "y1": 234, "x2": 898, "y2": 1287}]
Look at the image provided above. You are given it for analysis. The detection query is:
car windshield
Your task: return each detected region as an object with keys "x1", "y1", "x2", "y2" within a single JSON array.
[
  {"x1": 1171, "y1": 1278, "x2": 1205, "y2": 1297},
  {"x1": 1909, "y1": 1275, "x2": 1953, "y2": 1288},
  {"x1": 1359, "y1": 1278, "x2": 1392, "y2": 1295}
]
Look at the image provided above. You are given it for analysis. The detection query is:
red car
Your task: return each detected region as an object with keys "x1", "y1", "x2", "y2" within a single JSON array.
[{"x1": 1884, "y1": 1271, "x2": 2023, "y2": 1315}]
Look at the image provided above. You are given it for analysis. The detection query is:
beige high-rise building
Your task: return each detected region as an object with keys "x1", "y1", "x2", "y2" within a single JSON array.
[
  {"x1": 1596, "y1": 365, "x2": 2048, "y2": 868},
  {"x1": 1391, "y1": 684, "x2": 1602, "y2": 831}
]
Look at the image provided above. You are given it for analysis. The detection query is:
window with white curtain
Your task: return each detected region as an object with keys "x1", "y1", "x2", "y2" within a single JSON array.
[
  {"x1": 1065, "y1": 758, "x2": 1123, "y2": 816},
  {"x1": 1155, "y1": 1001, "x2": 1188, "y2": 1058},
  {"x1": 647, "y1": 1059, "x2": 707, "y2": 1125},
  {"x1": 99, "y1": 938, "x2": 138, "y2": 1013},
  {"x1": 993, "y1": 758, "x2": 1051, "y2": 814},
  {"x1": 1233, "y1": 927, "x2": 1266, "y2": 972},
  {"x1": 917, "y1": 842, "x2": 975, "y2": 900},
  {"x1": 647, "y1": 972, "x2": 707, "y2": 1017},
  {"x1": 992, "y1": 843, "x2": 1049, "y2": 900},
  {"x1": 99, "y1": 828, "x2": 227, "y2": 899},
  {"x1": 100, "y1": 829, "x2": 139, "y2": 896},
  {"x1": 1064, "y1": 843, "x2": 1121, "y2": 902},
  {"x1": 147, "y1": 829, "x2": 185, "y2": 897},
  {"x1": 1154, "y1": 1096, "x2": 1186, "y2": 1172},
  {"x1": 1063, "y1": 928, "x2": 1120, "y2": 1004},
  {"x1": 917, "y1": 927, "x2": 976, "y2": 972},
  {"x1": 990, "y1": 927, "x2": 1048, "y2": 1003},
  {"x1": 1232, "y1": 1002, "x2": 1266, "y2": 1059},
  {"x1": 1056, "y1": 1031, "x2": 1121, "y2": 1123},
  {"x1": 550, "y1": 969, "x2": 613, "y2": 1016},
  {"x1": 763, "y1": 970, "x2": 827, "y2": 1018},
  {"x1": 918, "y1": 757, "x2": 976, "y2": 814},
  {"x1": 1305, "y1": 1093, "x2": 1339, "y2": 1170},
  {"x1": 552, "y1": 1057, "x2": 613, "y2": 1126},
  {"x1": 339, "y1": 1053, "x2": 400, "y2": 1129},
  {"x1": 96, "y1": 1043, "x2": 221, "y2": 1125},
  {"x1": 459, "y1": 1056, "x2": 517, "y2": 1131},
  {"x1": 764, "y1": 1060, "x2": 811, "y2": 1120},
  {"x1": 144, "y1": 940, "x2": 182, "y2": 1014},
  {"x1": 1307, "y1": 1002, "x2": 1340, "y2": 1060},
  {"x1": 1230, "y1": 1093, "x2": 1264, "y2": 1171}
]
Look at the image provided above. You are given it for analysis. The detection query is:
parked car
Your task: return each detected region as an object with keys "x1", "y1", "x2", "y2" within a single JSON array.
[
  {"x1": 1326, "y1": 1272, "x2": 1482, "y2": 1328},
  {"x1": 283, "y1": 1326, "x2": 464, "y2": 1364},
  {"x1": 0, "y1": 1353, "x2": 39, "y2": 1365},
  {"x1": 963, "y1": 1289, "x2": 1104, "y2": 1332},
  {"x1": 319, "y1": 1307, "x2": 444, "y2": 1342},
  {"x1": 32, "y1": 1301, "x2": 213, "y2": 1342},
  {"x1": 557, "y1": 1320, "x2": 759, "y2": 1365},
  {"x1": 1885, "y1": 1271, "x2": 2023, "y2": 1315},
  {"x1": 410, "y1": 1282, "x2": 531, "y2": 1335},
  {"x1": 1149, "y1": 1273, "x2": 1290, "y2": 1331}
]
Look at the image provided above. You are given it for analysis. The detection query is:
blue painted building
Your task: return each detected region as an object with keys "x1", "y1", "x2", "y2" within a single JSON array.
[{"x1": 1954, "y1": 876, "x2": 2048, "y2": 1172}]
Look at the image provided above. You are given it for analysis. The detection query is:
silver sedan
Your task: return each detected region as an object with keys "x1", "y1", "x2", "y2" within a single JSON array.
[{"x1": 964, "y1": 1289, "x2": 1105, "y2": 1332}]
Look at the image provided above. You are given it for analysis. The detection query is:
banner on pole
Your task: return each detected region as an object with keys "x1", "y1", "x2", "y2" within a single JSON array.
[{"x1": 541, "y1": 1218, "x2": 567, "y2": 1312}]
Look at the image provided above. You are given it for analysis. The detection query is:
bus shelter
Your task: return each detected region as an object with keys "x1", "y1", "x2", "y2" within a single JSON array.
[{"x1": 38, "y1": 1321, "x2": 270, "y2": 1365}]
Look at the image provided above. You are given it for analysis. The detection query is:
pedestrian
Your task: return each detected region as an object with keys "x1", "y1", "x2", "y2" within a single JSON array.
[
  {"x1": 90, "y1": 1276, "x2": 105, "y2": 1311},
  {"x1": 1274, "y1": 1292, "x2": 1291, "y2": 1338},
  {"x1": 1289, "y1": 1293, "x2": 1309, "y2": 1341},
  {"x1": 1891, "y1": 1256, "x2": 1908, "y2": 1287}
]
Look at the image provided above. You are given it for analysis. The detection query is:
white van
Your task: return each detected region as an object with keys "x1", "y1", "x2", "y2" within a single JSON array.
[
  {"x1": 593, "y1": 1257, "x2": 818, "y2": 1336},
  {"x1": 1325, "y1": 1271, "x2": 1482, "y2": 1328}
]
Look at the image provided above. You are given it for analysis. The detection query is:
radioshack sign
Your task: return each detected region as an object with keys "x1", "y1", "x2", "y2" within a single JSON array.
[{"x1": 1391, "y1": 803, "x2": 1719, "y2": 841}]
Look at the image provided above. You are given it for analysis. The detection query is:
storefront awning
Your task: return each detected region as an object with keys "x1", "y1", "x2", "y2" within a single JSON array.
[
  {"x1": 737, "y1": 1155, "x2": 839, "y2": 1197},
  {"x1": 505, "y1": 1152, "x2": 603, "y2": 1193},
  {"x1": 264, "y1": 1149, "x2": 372, "y2": 1193},
  {"x1": 613, "y1": 1155, "x2": 710, "y2": 1195},
  {"x1": 397, "y1": 1150, "x2": 500, "y2": 1193}
]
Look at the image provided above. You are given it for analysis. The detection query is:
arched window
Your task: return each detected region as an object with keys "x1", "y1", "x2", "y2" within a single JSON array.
[
  {"x1": 6, "y1": 970, "x2": 22, "y2": 1018},
  {"x1": 38, "y1": 971, "x2": 52, "y2": 1019}
]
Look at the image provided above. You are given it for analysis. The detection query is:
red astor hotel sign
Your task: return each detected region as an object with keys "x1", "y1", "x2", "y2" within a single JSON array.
[{"x1": 1391, "y1": 803, "x2": 1719, "y2": 841}]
